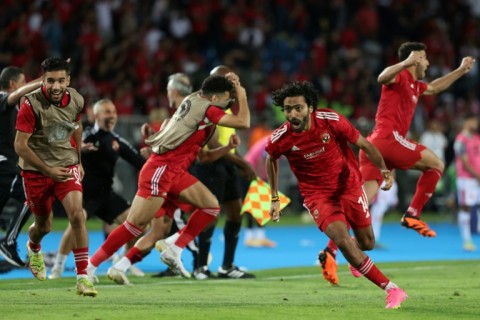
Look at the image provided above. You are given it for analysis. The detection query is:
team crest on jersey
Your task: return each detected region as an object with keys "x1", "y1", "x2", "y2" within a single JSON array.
[
  {"x1": 313, "y1": 209, "x2": 319, "y2": 219},
  {"x1": 173, "y1": 100, "x2": 192, "y2": 121},
  {"x1": 321, "y1": 132, "x2": 331, "y2": 144}
]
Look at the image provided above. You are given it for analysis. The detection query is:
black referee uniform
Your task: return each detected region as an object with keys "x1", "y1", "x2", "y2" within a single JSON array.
[{"x1": 81, "y1": 125, "x2": 145, "y2": 224}]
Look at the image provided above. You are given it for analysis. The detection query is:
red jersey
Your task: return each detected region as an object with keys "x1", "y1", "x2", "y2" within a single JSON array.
[
  {"x1": 371, "y1": 70, "x2": 428, "y2": 139},
  {"x1": 152, "y1": 105, "x2": 225, "y2": 169},
  {"x1": 265, "y1": 109, "x2": 361, "y2": 198}
]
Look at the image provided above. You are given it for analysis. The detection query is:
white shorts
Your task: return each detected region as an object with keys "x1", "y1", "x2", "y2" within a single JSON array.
[{"x1": 456, "y1": 177, "x2": 480, "y2": 207}]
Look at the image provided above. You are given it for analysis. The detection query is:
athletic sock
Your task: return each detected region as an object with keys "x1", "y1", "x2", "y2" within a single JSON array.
[
  {"x1": 115, "y1": 257, "x2": 132, "y2": 273},
  {"x1": 52, "y1": 253, "x2": 68, "y2": 271},
  {"x1": 175, "y1": 208, "x2": 219, "y2": 248},
  {"x1": 90, "y1": 221, "x2": 142, "y2": 267},
  {"x1": 198, "y1": 224, "x2": 215, "y2": 266},
  {"x1": 458, "y1": 210, "x2": 471, "y2": 242},
  {"x1": 326, "y1": 239, "x2": 338, "y2": 257},
  {"x1": 73, "y1": 247, "x2": 89, "y2": 276},
  {"x1": 125, "y1": 246, "x2": 143, "y2": 264},
  {"x1": 408, "y1": 168, "x2": 442, "y2": 217},
  {"x1": 28, "y1": 239, "x2": 41, "y2": 252},
  {"x1": 356, "y1": 256, "x2": 390, "y2": 289},
  {"x1": 222, "y1": 220, "x2": 241, "y2": 268}
]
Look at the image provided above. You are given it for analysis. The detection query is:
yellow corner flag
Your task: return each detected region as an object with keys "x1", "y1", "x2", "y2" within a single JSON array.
[{"x1": 241, "y1": 178, "x2": 291, "y2": 226}]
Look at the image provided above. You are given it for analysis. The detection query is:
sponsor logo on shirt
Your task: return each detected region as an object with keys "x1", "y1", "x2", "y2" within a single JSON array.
[{"x1": 304, "y1": 147, "x2": 325, "y2": 160}]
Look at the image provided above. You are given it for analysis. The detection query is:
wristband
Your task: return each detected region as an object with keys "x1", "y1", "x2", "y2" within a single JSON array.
[{"x1": 271, "y1": 195, "x2": 280, "y2": 202}]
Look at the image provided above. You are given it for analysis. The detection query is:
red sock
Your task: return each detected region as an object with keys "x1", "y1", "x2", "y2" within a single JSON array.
[
  {"x1": 28, "y1": 240, "x2": 41, "y2": 252},
  {"x1": 175, "y1": 208, "x2": 219, "y2": 248},
  {"x1": 356, "y1": 256, "x2": 390, "y2": 289},
  {"x1": 408, "y1": 169, "x2": 442, "y2": 217},
  {"x1": 326, "y1": 239, "x2": 338, "y2": 257},
  {"x1": 90, "y1": 221, "x2": 143, "y2": 267},
  {"x1": 73, "y1": 247, "x2": 89, "y2": 276},
  {"x1": 126, "y1": 247, "x2": 143, "y2": 264}
]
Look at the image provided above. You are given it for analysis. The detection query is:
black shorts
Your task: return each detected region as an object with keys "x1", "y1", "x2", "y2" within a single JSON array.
[
  {"x1": 194, "y1": 160, "x2": 242, "y2": 204},
  {"x1": 0, "y1": 173, "x2": 26, "y2": 210},
  {"x1": 83, "y1": 191, "x2": 130, "y2": 224}
]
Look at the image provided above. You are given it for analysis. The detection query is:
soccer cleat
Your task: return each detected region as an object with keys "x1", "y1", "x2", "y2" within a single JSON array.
[
  {"x1": 48, "y1": 267, "x2": 64, "y2": 279},
  {"x1": 76, "y1": 277, "x2": 98, "y2": 297},
  {"x1": 385, "y1": 287, "x2": 408, "y2": 309},
  {"x1": 86, "y1": 263, "x2": 100, "y2": 284},
  {"x1": 193, "y1": 265, "x2": 216, "y2": 280},
  {"x1": 463, "y1": 241, "x2": 477, "y2": 252},
  {"x1": 107, "y1": 267, "x2": 130, "y2": 285},
  {"x1": 317, "y1": 249, "x2": 338, "y2": 285},
  {"x1": 155, "y1": 239, "x2": 168, "y2": 253},
  {"x1": 348, "y1": 263, "x2": 362, "y2": 278},
  {"x1": 217, "y1": 265, "x2": 256, "y2": 279},
  {"x1": 0, "y1": 239, "x2": 25, "y2": 267},
  {"x1": 26, "y1": 242, "x2": 46, "y2": 281},
  {"x1": 401, "y1": 214, "x2": 436, "y2": 237},
  {"x1": 160, "y1": 248, "x2": 191, "y2": 278},
  {"x1": 127, "y1": 264, "x2": 145, "y2": 277}
]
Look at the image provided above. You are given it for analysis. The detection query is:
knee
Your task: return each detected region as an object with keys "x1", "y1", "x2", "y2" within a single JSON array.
[
  {"x1": 357, "y1": 237, "x2": 375, "y2": 251},
  {"x1": 430, "y1": 158, "x2": 445, "y2": 173},
  {"x1": 68, "y1": 208, "x2": 86, "y2": 228}
]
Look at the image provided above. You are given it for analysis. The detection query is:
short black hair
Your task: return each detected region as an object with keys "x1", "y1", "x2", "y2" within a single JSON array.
[
  {"x1": 41, "y1": 57, "x2": 70, "y2": 75},
  {"x1": 272, "y1": 81, "x2": 319, "y2": 110},
  {"x1": 463, "y1": 112, "x2": 478, "y2": 121},
  {"x1": 398, "y1": 42, "x2": 427, "y2": 61},
  {"x1": 200, "y1": 75, "x2": 234, "y2": 97},
  {"x1": 0, "y1": 66, "x2": 23, "y2": 90}
]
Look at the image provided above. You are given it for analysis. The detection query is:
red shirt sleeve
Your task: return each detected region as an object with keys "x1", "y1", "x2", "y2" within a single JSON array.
[
  {"x1": 205, "y1": 106, "x2": 226, "y2": 124},
  {"x1": 418, "y1": 81, "x2": 428, "y2": 95},
  {"x1": 16, "y1": 98, "x2": 36, "y2": 133},
  {"x1": 335, "y1": 112, "x2": 360, "y2": 144}
]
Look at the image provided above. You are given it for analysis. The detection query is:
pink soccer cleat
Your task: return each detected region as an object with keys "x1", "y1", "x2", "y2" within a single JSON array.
[
  {"x1": 348, "y1": 263, "x2": 362, "y2": 278},
  {"x1": 385, "y1": 287, "x2": 408, "y2": 309}
]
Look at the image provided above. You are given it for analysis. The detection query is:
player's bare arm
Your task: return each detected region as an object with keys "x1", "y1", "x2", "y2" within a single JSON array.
[
  {"x1": 72, "y1": 120, "x2": 84, "y2": 180},
  {"x1": 217, "y1": 73, "x2": 250, "y2": 129},
  {"x1": 460, "y1": 154, "x2": 480, "y2": 181},
  {"x1": 377, "y1": 51, "x2": 424, "y2": 85},
  {"x1": 197, "y1": 134, "x2": 240, "y2": 163},
  {"x1": 424, "y1": 56, "x2": 476, "y2": 95},
  {"x1": 14, "y1": 131, "x2": 73, "y2": 182},
  {"x1": 355, "y1": 135, "x2": 393, "y2": 190},
  {"x1": 266, "y1": 154, "x2": 281, "y2": 222},
  {"x1": 7, "y1": 78, "x2": 42, "y2": 106}
]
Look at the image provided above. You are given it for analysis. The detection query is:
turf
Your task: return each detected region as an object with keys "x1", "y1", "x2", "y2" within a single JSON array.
[{"x1": 1, "y1": 260, "x2": 478, "y2": 320}]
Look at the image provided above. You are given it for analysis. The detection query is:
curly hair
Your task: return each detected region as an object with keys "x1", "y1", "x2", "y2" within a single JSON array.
[{"x1": 272, "y1": 81, "x2": 319, "y2": 110}]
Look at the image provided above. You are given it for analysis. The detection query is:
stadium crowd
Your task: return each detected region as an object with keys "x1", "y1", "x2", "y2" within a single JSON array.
[{"x1": 0, "y1": 0, "x2": 478, "y2": 131}]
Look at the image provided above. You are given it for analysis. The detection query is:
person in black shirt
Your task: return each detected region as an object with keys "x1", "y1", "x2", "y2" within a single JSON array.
[
  {"x1": 0, "y1": 66, "x2": 42, "y2": 267},
  {"x1": 48, "y1": 98, "x2": 146, "y2": 279}
]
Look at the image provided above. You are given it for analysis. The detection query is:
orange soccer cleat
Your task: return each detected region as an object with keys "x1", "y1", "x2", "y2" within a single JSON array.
[
  {"x1": 401, "y1": 214, "x2": 436, "y2": 237},
  {"x1": 318, "y1": 249, "x2": 338, "y2": 285}
]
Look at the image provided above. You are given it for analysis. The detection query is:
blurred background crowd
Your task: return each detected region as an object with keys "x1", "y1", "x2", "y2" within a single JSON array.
[{"x1": 1, "y1": 0, "x2": 479, "y2": 214}]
